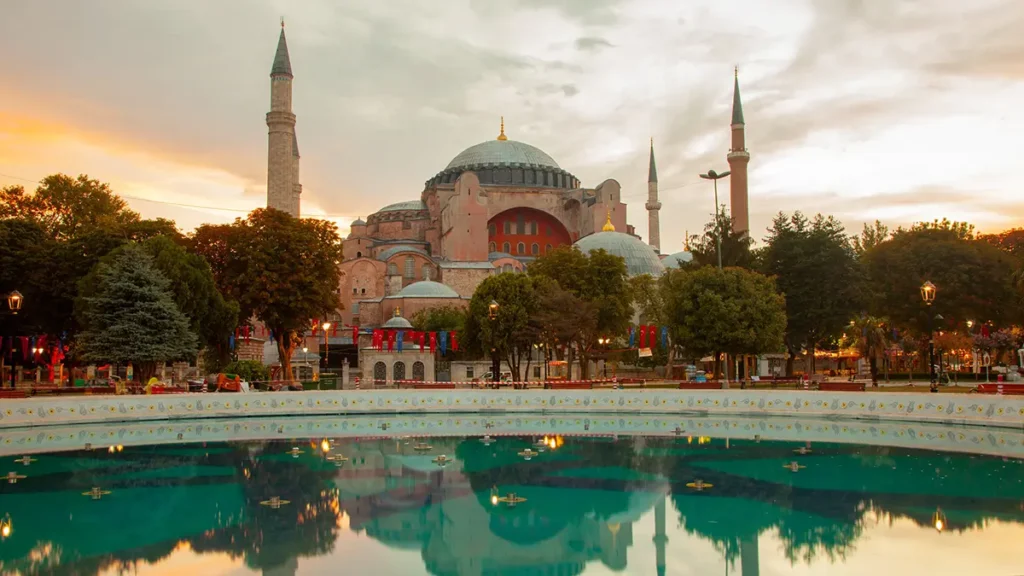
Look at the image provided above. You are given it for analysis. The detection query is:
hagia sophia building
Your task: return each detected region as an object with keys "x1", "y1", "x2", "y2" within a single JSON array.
[{"x1": 264, "y1": 25, "x2": 749, "y2": 338}]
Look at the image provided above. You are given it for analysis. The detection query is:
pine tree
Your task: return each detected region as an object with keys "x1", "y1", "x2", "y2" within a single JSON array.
[{"x1": 77, "y1": 244, "x2": 197, "y2": 382}]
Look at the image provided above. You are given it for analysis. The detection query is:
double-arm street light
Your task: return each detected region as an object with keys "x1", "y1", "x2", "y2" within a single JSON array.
[{"x1": 698, "y1": 170, "x2": 731, "y2": 270}]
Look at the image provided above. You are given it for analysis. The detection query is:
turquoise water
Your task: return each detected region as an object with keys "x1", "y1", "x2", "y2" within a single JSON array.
[{"x1": 0, "y1": 418, "x2": 1022, "y2": 575}]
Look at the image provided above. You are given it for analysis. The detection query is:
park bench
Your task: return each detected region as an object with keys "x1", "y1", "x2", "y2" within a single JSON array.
[
  {"x1": 818, "y1": 382, "x2": 866, "y2": 392},
  {"x1": 0, "y1": 390, "x2": 27, "y2": 399},
  {"x1": 678, "y1": 381, "x2": 724, "y2": 390},
  {"x1": 546, "y1": 381, "x2": 593, "y2": 390},
  {"x1": 974, "y1": 383, "x2": 1024, "y2": 395}
]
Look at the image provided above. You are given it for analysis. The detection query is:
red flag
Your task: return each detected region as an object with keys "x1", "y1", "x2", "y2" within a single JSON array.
[
  {"x1": 451, "y1": 332, "x2": 458, "y2": 351},
  {"x1": 352, "y1": 325, "x2": 359, "y2": 345},
  {"x1": 19, "y1": 336, "x2": 29, "y2": 361},
  {"x1": 648, "y1": 325, "x2": 658, "y2": 348},
  {"x1": 332, "y1": 323, "x2": 338, "y2": 337},
  {"x1": 429, "y1": 332, "x2": 437, "y2": 353},
  {"x1": 639, "y1": 325, "x2": 647, "y2": 348},
  {"x1": 387, "y1": 330, "x2": 396, "y2": 352},
  {"x1": 243, "y1": 326, "x2": 250, "y2": 342},
  {"x1": 419, "y1": 332, "x2": 425, "y2": 351}
]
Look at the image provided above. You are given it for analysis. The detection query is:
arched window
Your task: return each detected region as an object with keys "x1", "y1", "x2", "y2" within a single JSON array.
[
  {"x1": 393, "y1": 361, "x2": 406, "y2": 381},
  {"x1": 404, "y1": 256, "x2": 415, "y2": 279},
  {"x1": 387, "y1": 263, "x2": 398, "y2": 276},
  {"x1": 373, "y1": 362, "x2": 386, "y2": 384},
  {"x1": 352, "y1": 288, "x2": 357, "y2": 295},
  {"x1": 489, "y1": 241, "x2": 496, "y2": 253},
  {"x1": 422, "y1": 264, "x2": 433, "y2": 280},
  {"x1": 517, "y1": 242, "x2": 525, "y2": 255},
  {"x1": 530, "y1": 221, "x2": 538, "y2": 235},
  {"x1": 546, "y1": 244, "x2": 552, "y2": 253},
  {"x1": 361, "y1": 288, "x2": 366, "y2": 294},
  {"x1": 412, "y1": 361, "x2": 425, "y2": 381},
  {"x1": 488, "y1": 223, "x2": 496, "y2": 236},
  {"x1": 503, "y1": 242, "x2": 510, "y2": 253},
  {"x1": 356, "y1": 251, "x2": 362, "y2": 258},
  {"x1": 531, "y1": 243, "x2": 539, "y2": 256},
  {"x1": 503, "y1": 221, "x2": 511, "y2": 234}
]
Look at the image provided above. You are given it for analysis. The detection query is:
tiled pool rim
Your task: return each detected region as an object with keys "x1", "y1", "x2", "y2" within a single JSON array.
[{"x1": 0, "y1": 389, "x2": 1021, "y2": 430}]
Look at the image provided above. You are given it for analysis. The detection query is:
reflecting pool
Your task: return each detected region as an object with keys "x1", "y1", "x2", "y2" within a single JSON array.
[{"x1": 0, "y1": 416, "x2": 1022, "y2": 575}]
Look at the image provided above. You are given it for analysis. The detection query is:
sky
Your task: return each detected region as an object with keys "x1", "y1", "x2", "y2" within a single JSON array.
[{"x1": 2, "y1": 0, "x2": 1024, "y2": 252}]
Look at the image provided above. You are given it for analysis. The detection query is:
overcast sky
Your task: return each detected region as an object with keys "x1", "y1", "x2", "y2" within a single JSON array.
[{"x1": 2, "y1": 0, "x2": 1023, "y2": 251}]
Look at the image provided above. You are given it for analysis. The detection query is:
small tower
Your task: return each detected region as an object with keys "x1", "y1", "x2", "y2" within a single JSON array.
[
  {"x1": 266, "y1": 21, "x2": 300, "y2": 217},
  {"x1": 646, "y1": 138, "x2": 662, "y2": 252},
  {"x1": 727, "y1": 67, "x2": 750, "y2": 236}
]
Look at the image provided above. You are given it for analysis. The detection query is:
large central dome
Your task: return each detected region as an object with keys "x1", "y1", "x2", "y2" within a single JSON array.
[
  {"x1": 446, "y1": 139, "x2": 560, "y2": 171},
  {"x1": 424, "y1": 119, "x2": 579, "y2": 190}
]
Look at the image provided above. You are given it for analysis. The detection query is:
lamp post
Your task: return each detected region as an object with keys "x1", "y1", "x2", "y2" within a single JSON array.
[
  {"x1": 488, "y1": 301, "x2": 500, "y2": 385},
  {"x1": 4, "y1": 291, "x2": 23, "y2": 315},
  {"x1": 698, "y1": 170, "x2": 731, "y2": 270},
  {"x1": 321, "y1": 322, "x2": 331, "y2": 373},
  {"x1": 920, "y1": 281, "x2": 937, "y2": 392}
]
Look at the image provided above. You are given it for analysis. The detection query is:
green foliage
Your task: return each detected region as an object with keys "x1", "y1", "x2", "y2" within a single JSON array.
[
  {"x1": 410, "y1": 305, "x2": 466, "y2": 333},
  {"x1": 527, "y1": 246, "x2": 632, "y2": 378},
  {"x1": 465, "y1": 273, "x2": 544, "y2": 381},
  {"x1": 862, "y1": 227, "x2": 1019, "y2": 333},
  {"x1": 841, "y1": 316, "x2": 890, "y2": 384},
  {"x1": 662, "y1": 266, "x2": 786, "y2": 377},
  {"x1": 762, "y1": 212, "x2": 862, "y2": 372},
  {"x1": 76, "y1": 245, "x2": 197, "y2": 382},
  {"x1": 687, "y1": 212, "x2": 757, "y2": 269},
  {"x1": 189, "y1": 208, "x2": 343, "y2": 380},
  {"x1": 980, "y1": 228, "x2": 1024, "y2": 261},
  {"x1": 224, "y1": 360, "x2": 270, "y2": 383},
  {"x1": 630, "y1": 274, "x2": 664, "y2": 325},
  {"x1": 0, "y1": 218, "x2": 50, "y2": 336},
  {"x1": 904, "y1": 218, "x2": 975, "y2": 240},
  {"x1": 852, "y1": 220, "x2": 890, "y2": 255},
  {"x1": 0, "y1": 174, "x2": 138, "y2": 241}
]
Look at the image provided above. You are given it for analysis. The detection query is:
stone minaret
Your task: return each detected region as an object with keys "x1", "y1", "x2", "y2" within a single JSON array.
[
  {"x1": 266, "y1": 22, "x2": 300, "y2": 217},
  {"x1": 653, "y1": 496, "x2": 668, "y2": 576},
  {"x1": 646, "y1": 138, "x2": 661, "y2": 252},
  {"x1": 727, "y1": 67, "x2": 750, "y2": 235}
]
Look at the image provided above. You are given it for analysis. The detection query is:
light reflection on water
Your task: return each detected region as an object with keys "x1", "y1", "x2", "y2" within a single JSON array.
[{"x1": 1, "y1": 426, "x2": 1022, "y2": 576}]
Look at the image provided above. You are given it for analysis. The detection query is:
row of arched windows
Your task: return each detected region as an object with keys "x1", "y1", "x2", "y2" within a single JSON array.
[
  {"x1": 386, "y1": 257, "x2": 433, "y2": 280},
  {"x1": 489, "y1": 241, "x2": 552, "y2": 256},
  {"x1": 373, "y1": 360, "x2": 426, "y2": 383}
]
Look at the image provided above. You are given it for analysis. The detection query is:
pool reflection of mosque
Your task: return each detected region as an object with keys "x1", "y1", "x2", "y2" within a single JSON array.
[{"x1": 0, "y1": 435, "x2": 1021, "y2": 575}]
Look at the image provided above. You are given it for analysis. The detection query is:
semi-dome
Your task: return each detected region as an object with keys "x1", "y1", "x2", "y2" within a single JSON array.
[
  {"x1": 382, "y1": 315, "x2": 413, "y2": 329},
  {"x1": 661, "y1": 251, "x2": 693, "y2": 269},
  {"x1": 393, "y1": 280, "x2": 460, "y2": 299},
  {"x1": 376, "y1": 200, "x2": 427, "y2": 213},
  {"x1": 446, "y1": 139, "x2": 560, "y2": 171},
  {"x1": 573, "y1": 225, "x2": 666, "y2": 277}
]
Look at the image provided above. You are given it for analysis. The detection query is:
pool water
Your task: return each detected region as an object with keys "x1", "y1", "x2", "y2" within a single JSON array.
[{"x1": 0, "y1": 420, "x2": 1022, "y2": 575}]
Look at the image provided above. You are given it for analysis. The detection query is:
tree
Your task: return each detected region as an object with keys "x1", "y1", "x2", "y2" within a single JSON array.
[
  {"x1": 841, "y1": 316, "x2": 890, "y2": 386},
  {"x1": 190, "y1": 209, "x2": 342, "y2": 381},
  {"x1": 762, "y1": 212, "x2": 862, "y2": 375},
  {"x1": 529, "y1": 284, "x2": 599, "y2": 378},
  {"x1": 79, "y1": 235, "x2": 238, "y2": 370},
  {"x1": 852, "y1": 220, "x2": 890, "y2": 255},
  {"x1": 979, "y1": 228, "x2": 1024, "y2": 261},
  {"x1": 862, "y1": 227, "x2": 1019, "y2": 334},
  {"x1": 629, "y1": 273, "x2": 670, "y2": 368},
  {"x1": 76, "y1": 245, "x2": 197, "y2": 382},
  {"x1": 687, "y1": 212, "x2": 757, "y2": 269},
  {"x1": 410, "y1": 305, "x2": 467, "y2": 333},
  {"x1": 0, "y1": 174, "x2": 138, "y2": 241},
  {"x1": 527, "y1": 246, "x2": 632, "y2": 378},
  {"x1": 662, "y1": 266, "x2": 786, "y2": 380},
  {"x1": 464, "y1": 273, "x2": 543, "y2": 381}
]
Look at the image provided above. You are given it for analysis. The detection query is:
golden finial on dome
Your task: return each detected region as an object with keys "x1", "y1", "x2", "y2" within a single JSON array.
[
  {"x1": 393, "y1": 306, "x2": 401, "y2": 318},
  {"x1": 497, "y1": 116, "x2": 507, "y2": 141},
  {"x1": 602, "y1": 209, "x2": 616, "y2": 232}
]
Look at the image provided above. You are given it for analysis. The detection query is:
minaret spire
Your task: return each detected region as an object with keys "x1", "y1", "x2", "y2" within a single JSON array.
[
  {"x1": 728, "y1": 67, "x2": 750, "y2": 236},
  {"x1": 267, "y1": 22, "x2": 300, "y2": 216},
  {"x1": 497, "y1": 116, "x2": 507, "y2": 141},
  {"x1": 646, "y1": 138, "x2": 662, "y2": 252}
]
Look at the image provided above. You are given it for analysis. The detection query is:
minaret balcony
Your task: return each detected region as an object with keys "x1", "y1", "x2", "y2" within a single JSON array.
[
  {"x1": 266, "y1": 111, "x2": 296, "y2": 126},
  {"x1": 727, "y1": 149, "x2": 750, "y2": 160},
  {"x1": 645, "y1": 201, "x2": 662, "y2": 211}
]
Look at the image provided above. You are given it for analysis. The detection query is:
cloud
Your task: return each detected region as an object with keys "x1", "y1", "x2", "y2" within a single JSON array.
[{"x1": 575, "y1": 37, "x2": 614, "y2": 52}]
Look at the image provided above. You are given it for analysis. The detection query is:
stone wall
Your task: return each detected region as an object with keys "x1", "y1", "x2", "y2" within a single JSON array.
[
  {"x1": 440, "y1": 266, "x2": 493, "y2": 298},
  {"x1": 339, "y1": 259, "x2": 386, "y2": 327}
]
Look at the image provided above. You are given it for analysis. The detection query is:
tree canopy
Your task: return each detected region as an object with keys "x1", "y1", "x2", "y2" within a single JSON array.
[
  {"x1": 662, "y1": 266, "x2": 786, "y2": 379},
  {"x1": 190, "y1": 208, "x2": 343, "y2": 380},
  {"x1": 463, "y1": 273, "x2": 544, "y2": 381},
  {"x1": 687, "y1": 212, "x2": 757, "y2": 269},
  {"x1": 76, "y1": 244, "x2": 197, "y2": 382},
  {"x1": 762, "y1": 212, "x2": 862, "y2": 374}
]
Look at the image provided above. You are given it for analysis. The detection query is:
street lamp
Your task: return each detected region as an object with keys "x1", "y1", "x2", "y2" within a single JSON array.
[
  {"x1": 321, "y1": 322, "x2": 331, "y2": 372},
  {"x1": 488, "y1": 301, "x2": 500, "y2": 385},
  {"x1": 921, "y1": 281, "x2": 937, "y2": 391},
  {"x1": 5, "y1": 291, "x2": 23, "y2": 314},
  {"x1": 698, "y1": 170, "x2": 731, "y2": 270}
]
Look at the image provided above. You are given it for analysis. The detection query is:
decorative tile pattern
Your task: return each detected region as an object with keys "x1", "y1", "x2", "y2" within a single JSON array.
[
  {"x1": 0, "y1": 413, "x2": 1022, "y2": 459},
  {"x1": 0, "y1": 390, "x2": 1020, "y2": 430}
]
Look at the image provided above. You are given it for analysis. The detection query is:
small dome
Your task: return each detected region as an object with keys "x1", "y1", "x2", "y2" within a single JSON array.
[
  {"x1": 446, "y1": 139, "x2": 560, "y2": 171},
  {"x1": 383, "y1": 315, "x2": 413, "y2": 329},
  {"x1": 488, "y1": 251, "x2": 515, "y2": 261},
  {"x1": 662, "y1": 251, "x2": 693, "y2": 269},
  {"x1": 574, "y1": 231, "x2": 666, "y2": 277},
  {"x1": 394, "y1": 280, "x2": 460, "y2": 299},
  {"x1": 376, "y1": 200, "x2": 427, "y2": 213},
  {"x1": 376, "y1": 245, "x2": 430, "y2": 262},
  {"x1": 351, "y1": 218, "x2": 366, "y2": 226}
]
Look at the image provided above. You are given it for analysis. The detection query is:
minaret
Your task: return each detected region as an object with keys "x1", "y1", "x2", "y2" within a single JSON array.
[
  {"x1": 727, "y1": 67, "x2": 749, "y2": 235},
  {"x1": 653, "y1": 496, "x2": 667, "y2": 576},
  {"x1": 646, "y1": 138, "x2": 661, "y2": 252},
  {"x1": 266, "y1": 21, "x2": 300, "y2": 217}
]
